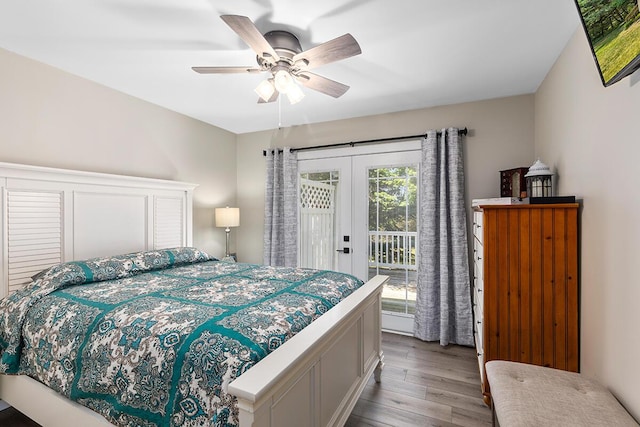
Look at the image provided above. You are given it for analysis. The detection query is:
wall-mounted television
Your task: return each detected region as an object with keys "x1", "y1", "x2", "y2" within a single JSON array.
[{"x1": 574, "y1": 0, "x2": 640, "y2": 86}]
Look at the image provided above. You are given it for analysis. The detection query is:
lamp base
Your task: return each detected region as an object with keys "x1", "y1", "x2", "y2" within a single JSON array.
[{"x1": 225, "y1": 228, "x2": 231, "y2": 258}]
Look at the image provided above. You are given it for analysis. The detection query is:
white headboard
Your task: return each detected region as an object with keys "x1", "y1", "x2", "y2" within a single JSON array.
[{"x1": 0, "y1": 162, "x2": 197, "y2": 298}]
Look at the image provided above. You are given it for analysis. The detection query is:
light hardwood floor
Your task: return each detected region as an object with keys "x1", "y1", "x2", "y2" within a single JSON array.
[
  {"x1": 0, "y1": 332, "x2": 491, "y2": 427},
  {"x1": 346, "y1": 333, "x2": 491, "y2": 427}
]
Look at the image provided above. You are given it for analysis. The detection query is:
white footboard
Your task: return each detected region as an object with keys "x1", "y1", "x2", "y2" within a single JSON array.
[{"x1": 228, "y1": 275, "x2": 387, "y2": 427}]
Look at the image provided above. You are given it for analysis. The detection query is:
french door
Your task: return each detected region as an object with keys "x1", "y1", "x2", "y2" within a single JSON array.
[{"x1": 298, "y1": 143, "x2": 420, "y2": 334}]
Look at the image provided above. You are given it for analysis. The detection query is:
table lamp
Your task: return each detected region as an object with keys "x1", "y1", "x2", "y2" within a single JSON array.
[{"x1": 215, "y1": 206, "x2": 239, "y2": 258}]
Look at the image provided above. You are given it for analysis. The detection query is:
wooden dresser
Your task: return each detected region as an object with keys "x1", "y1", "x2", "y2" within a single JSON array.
[{"x1": 472, "y1": 203, "x2": 579, "y2": 403}]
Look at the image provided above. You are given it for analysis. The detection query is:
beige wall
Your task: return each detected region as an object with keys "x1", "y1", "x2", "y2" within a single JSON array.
[
  {"x1": 236, "y1": 95, "x2": 535, "y2": 264},
  {"x1": 0, "y1": 47, "x2": 238, "y2": 258},
  {"x1": 535, "y1": 30, "x2": 640, "y2": 419}
]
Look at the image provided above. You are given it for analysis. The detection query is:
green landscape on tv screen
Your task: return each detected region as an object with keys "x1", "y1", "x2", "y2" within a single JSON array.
[{"x1": 575, "y1": 0, "x2": 640, "y2": 85}]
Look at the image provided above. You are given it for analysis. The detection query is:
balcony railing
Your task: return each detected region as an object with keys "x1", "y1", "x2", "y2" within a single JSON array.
[{"x1": 368, "y1": 231, "x2": 418, "y2": 270}]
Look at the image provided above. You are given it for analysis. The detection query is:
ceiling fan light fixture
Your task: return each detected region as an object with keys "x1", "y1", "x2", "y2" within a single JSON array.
[
  {"x1": 255, "y1": 79, "x2": 276, "y2": 102},
  {"x1": 195, "y1": 15, "x2": 362, "y2": 105}
]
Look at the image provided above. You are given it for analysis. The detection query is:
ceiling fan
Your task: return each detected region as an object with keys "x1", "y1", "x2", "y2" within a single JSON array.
[{"x1": 192, "y1": 15, "x2": 362, "y2": 104}]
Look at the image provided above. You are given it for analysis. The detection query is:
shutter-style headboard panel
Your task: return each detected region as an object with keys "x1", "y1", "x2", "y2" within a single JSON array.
[
  {"x1": 155, "y1": 196, "x2": 185, "y2": 249},
  {"x1": 0, "y1": 162, "x2": 197, "y2": 298},
  {"x1": 6, "y1": 190, "x2": 63, "y2": 294}
]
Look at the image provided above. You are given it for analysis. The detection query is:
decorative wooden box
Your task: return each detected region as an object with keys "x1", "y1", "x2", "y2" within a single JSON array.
[{"x1": 500, "y1": 167, "x2": 528, "y2": 198}]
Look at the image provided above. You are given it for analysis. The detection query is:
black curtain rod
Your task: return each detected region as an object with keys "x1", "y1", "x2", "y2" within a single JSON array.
[{"x1": 262, "y1": 127, "x2": 467, "y2": 156}]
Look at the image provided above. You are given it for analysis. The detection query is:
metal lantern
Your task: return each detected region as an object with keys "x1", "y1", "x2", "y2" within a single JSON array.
[{"x1": 525, "y1": 159, "x2": 553, "y2": 198}]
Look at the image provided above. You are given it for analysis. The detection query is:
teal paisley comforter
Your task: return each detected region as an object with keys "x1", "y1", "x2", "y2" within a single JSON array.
[{"x1": 0, "y1": 248, "x2": 363, "y2": 426}]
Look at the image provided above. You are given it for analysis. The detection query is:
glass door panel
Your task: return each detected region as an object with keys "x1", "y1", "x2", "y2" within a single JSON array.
[
  {"x1": 298, "y1": 157, "x2": 352, "y2": 275},
  {"x1": 367, "y1": 166, "x2": 418, "y2": 315},
  {"x1": 353, "y1": 151, "x2": 420, "y2": 334}
]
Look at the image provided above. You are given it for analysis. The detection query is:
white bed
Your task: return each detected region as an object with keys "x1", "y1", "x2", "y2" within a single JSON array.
[{"x1": 0, "y1": 162, "x2": 385, "y2": 427}]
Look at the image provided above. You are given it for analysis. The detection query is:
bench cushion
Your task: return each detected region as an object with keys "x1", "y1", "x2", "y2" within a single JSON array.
[{"x1": 486, "y1": 361, "x2": 638, "y2": 427}]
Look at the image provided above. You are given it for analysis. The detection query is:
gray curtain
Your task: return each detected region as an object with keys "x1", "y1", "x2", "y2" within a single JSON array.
[
  {"x1": 263, "y1": 148, "x2": 298, "y2": 267},
  {"x1": 413, "y1": 128, "x2": 473, "y2": 346}
]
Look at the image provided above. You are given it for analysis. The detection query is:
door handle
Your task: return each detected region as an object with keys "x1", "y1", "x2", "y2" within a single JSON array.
[{"x1": 336, "y1": 248, "x2": 350, "y2": 254}]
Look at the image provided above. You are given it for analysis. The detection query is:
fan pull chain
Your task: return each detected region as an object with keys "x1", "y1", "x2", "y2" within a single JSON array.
[{"x1": 278, "y1": 95, "x2": 282, "y2": 128}]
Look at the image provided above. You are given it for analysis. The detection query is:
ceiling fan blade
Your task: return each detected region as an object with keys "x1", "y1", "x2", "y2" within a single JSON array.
[
  {"x1": 221, "y1": 15, "x2": 280, "y2": 62},
  {"x1": 258, "y1": 91, "x2": 279, "y2": 104},
  {"x1": 192, "y1": 66, "x2": 262, "y2": 74},
  {"x1": 295, "y1": 72, "x2": 350, "y2": 98},
  {"x1": 293, "y1": 33, "x2": 361, "y2": 70}
]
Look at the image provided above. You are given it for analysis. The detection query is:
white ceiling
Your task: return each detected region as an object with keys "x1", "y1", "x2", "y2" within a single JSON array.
[{"x1": 0, "y1": 1, "x2": 579, "y2": 134}]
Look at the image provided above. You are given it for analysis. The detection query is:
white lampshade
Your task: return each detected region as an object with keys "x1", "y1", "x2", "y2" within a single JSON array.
[
  {"x1": 215, "y1": 207, "x2": 240, "y2": 228},
  {"x1": 254, "y1": 79, "x2": 275, "y2": 102},
  {"x1": 274, "y1": 69, "x2": 294, "y2": 93},
  {"x1": 286, "y1": 83, "x2": 305, "y2": 104}
]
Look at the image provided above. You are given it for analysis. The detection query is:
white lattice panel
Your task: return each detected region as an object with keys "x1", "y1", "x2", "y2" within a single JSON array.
[{"x1": 300, "y1": 179, "x2": 334, "y2": 210}]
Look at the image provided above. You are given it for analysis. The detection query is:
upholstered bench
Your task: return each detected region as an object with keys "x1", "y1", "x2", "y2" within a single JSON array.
[{"x1": 485, "y1": 360, "x2": 639, "y2": 427}]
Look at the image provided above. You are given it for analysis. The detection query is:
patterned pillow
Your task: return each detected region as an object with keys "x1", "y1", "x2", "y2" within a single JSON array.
[{"x1": 30, "y1": 247, "x2": 212, "y2": 292}]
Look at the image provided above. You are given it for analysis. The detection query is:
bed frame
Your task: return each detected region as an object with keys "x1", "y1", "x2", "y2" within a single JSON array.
[{"x1": 0, "y1": 162, "x2": 385, "y2": 427}]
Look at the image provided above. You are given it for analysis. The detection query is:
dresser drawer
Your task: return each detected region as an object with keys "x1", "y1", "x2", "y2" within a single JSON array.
[
  {"x1": 473, "y1": 302, "x2": 484, "y2": 351},
  {"x1": 474, "y1": 331, "x2": 485, "y2": 386},
  {"x1": 473, "y1": 210, "x2": 484, "y2": 242},
  {"x1": 473, "y1": 240, "x2": 484, "y2": 280},
  {"x1": 474, "y1": 278, "x2": 484, "y2": 316}
]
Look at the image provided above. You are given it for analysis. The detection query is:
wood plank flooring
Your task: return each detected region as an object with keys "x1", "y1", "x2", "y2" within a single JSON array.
[
  {"x1": 0, "y1": 332, "x2": 491, "y2": 426},
  {"x1": 346, "y1": 333, "x2": 491, "y2": 427}
]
